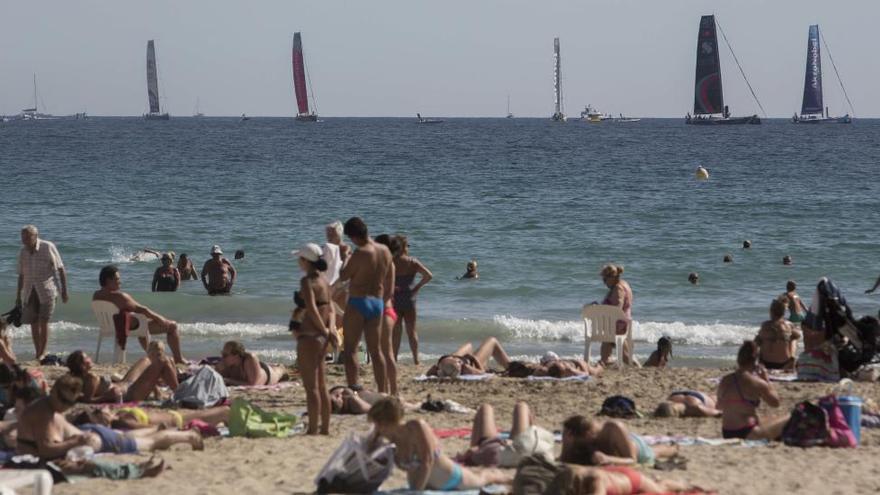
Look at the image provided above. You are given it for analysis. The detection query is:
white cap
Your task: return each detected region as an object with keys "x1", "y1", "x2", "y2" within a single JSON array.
[
  {"x1": 211, "y1": 245, "x2": 223, "y2": 255},
  {"x1": 540, "y1": 351, "x2": 559, "y2": 366},
  {"x1": 292, "y1": 243, "x2": 322, "y2": 262}
]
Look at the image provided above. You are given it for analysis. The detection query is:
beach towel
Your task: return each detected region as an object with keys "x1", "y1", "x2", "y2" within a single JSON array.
[
  {"x1": 434, "y1": 427, "x2": 472, "y2": 439},
  {"x1": 413, "y1": 374, "x2": 494, "y2": 382},
  {"x1": 640, "y1": 435, "x2": 768, "y2": 447},
  {"x1": 768, "y1": 373, "x2": 800, "y2": 382},
  {"x1": 227, "y1": 382, "x2": 297, "y2": 391},
  {"x1": 796, "y1": 346, "x2": 840, "y2": 382},
  {"x1": 172, "y1": 366, "x2": 228, "y2": 409},
  {"x1": 315, "y1": 431, "x2": 394, "y2": 494},
  {"x1": 525, "y1": 374, "x2": 592, "y2": 382},
  {"x1": 228, "y1": 397, "x2": 299, "y2": 438}
]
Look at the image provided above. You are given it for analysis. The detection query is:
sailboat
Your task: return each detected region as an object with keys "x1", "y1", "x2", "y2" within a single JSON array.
[
  {"x1": 685, "y1": 15, "x2": 761, "y2": 125},
  {"x1": 19, "y1": 74, "x2": 56, "y2": 120},
  {"x1": 193, "y1": 98, "x2": 204, "y2": 118},
  {"x1": 416, "y1": 113, "x2": 443, "y2": 124},
  {"x1": 551, "y1": 38, "x2": 566, "y2": 121},
  {"x1": 792, "y1": 25, "x2": 852, "y2": 124},
  {"x1": 143, "y1": 40, "x2": 170, "y2": 120},
  {"x1": 292, "y1": 32, "x2": 318, "y2": 122},
  {"x1": 506, "y1": 95, "x2": 514, "y2": 118}
]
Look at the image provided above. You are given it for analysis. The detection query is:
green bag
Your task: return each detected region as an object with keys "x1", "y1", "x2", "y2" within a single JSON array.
[{"x1": 228, "y1": 397, "x2": 299, "y2": 438}]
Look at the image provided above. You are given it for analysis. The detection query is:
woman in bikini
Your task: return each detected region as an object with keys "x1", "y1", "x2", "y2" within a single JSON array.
[
  {"x1": 328, "y1": 386, "x2": 419, "y2": 415},
  {"x1": 598, "y1": 264, "x2": 639, "y2": 366},
  {"x1": 456, "y1": 401, "x2": 555, "y2": 469},
  {"x1": 426, "y1": 337, "x2": 511, "y2": 378},
  {"x1": 74, "y1": 404, "x2": 229, "y2": 430},
  {"x1": 716, "y1": 340, "x2": 790, "y2": 440},
  {"x1": 389, "y1": 235, "x2": 433, "y2": 365},
  {"x1": 177, "y1": 254, "x2": 199, "y2": 281},
  {"x1": 214, "y1": 341, "x2": 287, "y2": 386},
  {"x1": 553, "y1": 464, "x2": 693, "y2": 495},
  {"x1": 559, "y1": 415, "x2": 677, "y2": 467},
  {"x1": 373, "y1": 235, "x2": 400, "y2": 396},
  {"x1": 653, "y1": 390, "x2": 721, "y2": 418},
  {"x1": 368, "y1": 397, "x2": 510, "y2": 491},
  {"x1": 66, "y1": 342, "x2": 179, "y2": 403},
  {"x1": 755, "y1": 298, "x2": 802, "y2": 371},
  {"x1": 293, "y1": 243, "x2": 335, "y2": 435}
]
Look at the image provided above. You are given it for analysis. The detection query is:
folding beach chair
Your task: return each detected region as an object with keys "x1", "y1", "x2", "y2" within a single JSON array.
[
  {"x1": 92, "y1": 300, "x2": 151, "y2": 363},
  {"x1": 582, "y1": 304, "x2": 632, "y2": 369}
]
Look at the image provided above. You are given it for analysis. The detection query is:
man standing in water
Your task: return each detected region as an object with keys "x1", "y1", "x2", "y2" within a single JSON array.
[
  {"x1": 17, "y1": 225, "x2": 68, "y2": 360},
  {"x1": 339, "y1": 217, "x2": 394, "y2": 393},
  {"x1": 201, "y1": 245, "x2": 236, "y2": 295}
]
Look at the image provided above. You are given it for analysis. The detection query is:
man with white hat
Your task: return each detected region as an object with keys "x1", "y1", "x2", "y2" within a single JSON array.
[{"x1": 201, "y1": 245, "x2": 236, "y2": 295}]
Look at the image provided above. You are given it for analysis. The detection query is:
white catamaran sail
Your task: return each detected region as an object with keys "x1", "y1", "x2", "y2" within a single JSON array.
[
  {"x1": 551, "y1": 38, "x2": 565, "y2": 121},
  {"x1": 144, "y1": 40, "x2": 169, "y2": 120}
]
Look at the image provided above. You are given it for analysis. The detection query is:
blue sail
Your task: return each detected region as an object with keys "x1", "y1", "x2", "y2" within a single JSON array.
[{"x1": 801, "y1": 25, "x2": 823, "y2": 115}]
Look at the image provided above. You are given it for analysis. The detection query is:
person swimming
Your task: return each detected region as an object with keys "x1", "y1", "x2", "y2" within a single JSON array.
[
  {"x1": 688, "y1": 272, "x2": 699, "y2": 285},
  {"x1": 458, "y1": 260, "x2": 479, "y2": 280}
]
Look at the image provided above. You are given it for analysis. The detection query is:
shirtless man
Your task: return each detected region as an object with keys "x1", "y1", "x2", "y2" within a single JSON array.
[
  {"x1": 93, "y1": 265, "x2": 187, "y2": 364},
  {"x1": 201, "y1": 245, "x2": 236, "y2": 295},
  {"x1": 338, "y1": 217, "x2": 393, "y2": 391},
  {"x1": 755, "y1": 298, "x2": 802, "y2": 370},
  {"x1": 17, "y1": 375, "x2": 99, "y2": 459},
  {"x1": 782, "y1": 280, "x2": 808, "y2": 323}
]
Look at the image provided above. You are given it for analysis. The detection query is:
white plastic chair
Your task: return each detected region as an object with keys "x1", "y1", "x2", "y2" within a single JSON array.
[
  {"x1": 0, "y1": 469, "x2": 53, "y2": 495},
  {"x1": 582, "y1": 304, "x2": 632, "y2": 369},
  {"x1": 92, "y1": 300, "x2": 151, "y2": 363}
]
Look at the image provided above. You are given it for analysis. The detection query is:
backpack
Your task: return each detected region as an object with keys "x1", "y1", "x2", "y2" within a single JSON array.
[
  {"x1": 512, "y1": 453, "x2": 562, "y2": 495},
  {"x1": 315, "y1": 431, "x2": 394, "y2": 494},
  {"x1": 172, "y1": 366, "x2": 229, "y2": 409},
  {"x1": 818, "y1": 395, "x2": 856, "y2": 448},
  {"x1": 599, "y1": 395, "x2": 640, "y2": 418},
  {"x1": 228, "y1": 397, "x2": 299, "y2": 438},
  {"x1": 783, "y1": 401, "x2": 831, "y2": 447}
]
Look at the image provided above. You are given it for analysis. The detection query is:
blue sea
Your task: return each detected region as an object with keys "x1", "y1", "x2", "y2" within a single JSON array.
[{"x1": 1, "y1": 117, "x2": 878, "y2": 367}]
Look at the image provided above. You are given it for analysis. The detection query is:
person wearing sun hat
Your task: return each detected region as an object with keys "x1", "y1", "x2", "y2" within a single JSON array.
[{"x1": 200, "y1": 245, "x2": 236, "y2": 295}]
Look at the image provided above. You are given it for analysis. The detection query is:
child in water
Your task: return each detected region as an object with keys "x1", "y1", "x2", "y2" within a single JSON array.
[
  {"x1": 644, "y1": 337, "x2": 672, "y2": 368},
  {"x1": 458, "y1": 260, "x2": 479, "y2": 280}
]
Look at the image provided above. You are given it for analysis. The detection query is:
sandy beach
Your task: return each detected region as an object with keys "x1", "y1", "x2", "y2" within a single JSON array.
[{"x1": 20, "y1": 361, "x2": 876, "y2": 495}]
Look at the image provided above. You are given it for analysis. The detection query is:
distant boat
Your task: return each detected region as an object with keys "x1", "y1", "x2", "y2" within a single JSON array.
[
  {"x1": 193, "y1": 98, "x2": 204, "y2": 118},
  {"x1": 685, "y1": 15, "x2": 761, "y2": 125},
  {"x1": 416, "y1": 113, "x2": 443, "y2": 124},
  {"x1": 143, "y1": 40, "x2": 170, "y2": 120},
  {"x1": 18, "y1": 74, "x2": 56, "y2": 120},
  {"x1": 293, "y1": 32, "x2": 319, "y2": 122},
  {"x1": 792, "y1": 25, "x2": 853, "y2": 124},
  {"x1": 610, "y1": 114, "x2": 641, "y2": 123},
  {"x1": 506, "y1": 95, "x2": 514, "y2": 118},
  {"x1": 551, "y1": 38, "x2": 566, "y2": 121},
  {"x1": 580, "y1": 105, "x2": 610, "y2": 123},
  {"x1": 240, "y1": 113, "x2": 250, "y2": 121}
]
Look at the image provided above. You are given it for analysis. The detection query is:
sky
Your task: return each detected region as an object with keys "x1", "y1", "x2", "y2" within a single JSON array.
[{"x1": 1, "y1": 0, "x2": 877, "y2": 117}]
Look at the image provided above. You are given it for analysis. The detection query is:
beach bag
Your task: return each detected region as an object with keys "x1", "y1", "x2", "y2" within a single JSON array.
[
  {"x1": 1, "y1": 305, "x2": 22, "y2": 328},
  {"x1": 315, "y1": 431, "x2": 394, "y2": 494},
  {"x1": 599, "y1": 395, "x2": 640, "y2": 418},
  {"x1": 172, "y1": 366, "x2": 228, "y2": 409},
  {"x1": 500, "y1": 425, "x2": 556, "y2": 468},
  {"x1": 228, "y1": 397, "x2": 299, "y2": 438},
  {"x1": 783, "y1": 401, "x2": 831, "y2": 447},
  {"x1": 512, "y1": 453, "x2": 562, "y2": 495},
  {"x1": 818, "y1": 395, "x2": 857, "y2": 448},
  {"x1": 796, "y1": 346, "x2": 840, "y2": 382}
]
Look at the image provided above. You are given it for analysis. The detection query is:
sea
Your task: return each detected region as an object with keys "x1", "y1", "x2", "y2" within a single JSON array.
[{"x1": 1, "y1": 117, "x2": 878, "y2": 368}]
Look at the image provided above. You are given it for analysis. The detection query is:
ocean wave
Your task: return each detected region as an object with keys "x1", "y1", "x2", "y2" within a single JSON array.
[
  {"x1": 43, "y1": 320, "x2": 287, "y2": 338},
  {"x1": 493, "y1": 315, "x2": 754, "y2": 346}
]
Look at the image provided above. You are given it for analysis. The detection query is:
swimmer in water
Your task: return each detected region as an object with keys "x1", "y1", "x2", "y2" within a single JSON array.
[
  {"x1": 688, "y1": 272, "x2": 699, "y2": 285},
  {"x1": 458, "y1": 260, "x2": 479, "y2": 280},
  {"x1": 742, "y1": 240, "x2": 752, "y2": 249},
  {"x1": 130, "y1": 248, "x2": 161, "y2": 262}
]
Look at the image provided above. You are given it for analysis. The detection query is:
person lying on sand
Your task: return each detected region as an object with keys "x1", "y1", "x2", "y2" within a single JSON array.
[
  {"x1": 552, "y1": 464, "x2": 695, "y2": 495},
  {"x1": 717, "y1": 341, "x2": 790, "y2": 440},
  {"x1": 328, "y1": 386, "x2": 418, "y2": 415},
  {"x1": 368, "y1": 397, "x2": 511, "y2": 491},
  {"x1": 538, "y1": 351, "x2": 603, "y2": 378},
  {"x1": 559, "y1": 415, "x2": 678, "y2": 467},
  {"x1": 426, "y1": 337, "x2": 511, "y2": 378},
  {"x1": 67, "y1": 342, "x2": 179, "y2": 403},
  {"x1": 56, "y1": 456, "x2": 166, "y2": 480},
  {"x1": 214, "y1": 340, "x2": 287, "y2": 386},
  {"x1": 653, "y1": 391, "x2": 721, "y2": 418},
  {"x1": 643, "y1": 337, "x2": 672, "y2": 368},
  {"x1": 456, "y1": 401, "x2": 554, "y2": 468},
  {"x1": 755, "y1": 298, "x2": 801, "y2": 371},
  {"x1": 73, "y1": 404, "x2": 229, "y2": 430}
]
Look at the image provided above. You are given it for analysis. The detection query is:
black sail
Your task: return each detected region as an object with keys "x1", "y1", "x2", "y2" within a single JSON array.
[{"x1": 693, "y1": 15, "x2": 724, "y2": 115}]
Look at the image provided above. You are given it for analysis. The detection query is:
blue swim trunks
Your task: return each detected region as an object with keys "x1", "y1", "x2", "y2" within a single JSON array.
[
  {"x1": 80, "y1": 424, "x2": 138, "y2": 454},
  {"x1": 348, "y1": 296, "x2": 384, "y2": 320}
]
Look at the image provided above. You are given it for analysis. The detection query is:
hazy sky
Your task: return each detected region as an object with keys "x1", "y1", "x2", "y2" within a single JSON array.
[{"x1": 2, "y1": 1, "x2": 877, "y2": 117}]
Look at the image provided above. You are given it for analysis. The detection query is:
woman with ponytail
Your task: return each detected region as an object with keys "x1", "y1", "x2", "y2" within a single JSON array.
[
  {"x1": 293, "y1": 242, "x2": 336, "y2": 435},
  {"x1": 716, "y1": 340, "x2": 789, "y2": 440}
]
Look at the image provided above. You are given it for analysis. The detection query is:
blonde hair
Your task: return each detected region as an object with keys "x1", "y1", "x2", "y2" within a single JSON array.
[
  {"x1": 368, "y1": 397, "x2": 404, "y2": 425},
  {"x1": 654, "y1": 401, "x2": 680, "y2": 418},
  {"x1": 600, "y1": 264, "x2": 624, "y2": 279},
  {"x1": 326, "y1": 221, "x2": 343, "y2": 238}
]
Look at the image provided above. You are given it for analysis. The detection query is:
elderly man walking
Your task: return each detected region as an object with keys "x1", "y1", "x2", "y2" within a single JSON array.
[{"x1": 16, "y1": 225, "x2": 68, "y2": 360}]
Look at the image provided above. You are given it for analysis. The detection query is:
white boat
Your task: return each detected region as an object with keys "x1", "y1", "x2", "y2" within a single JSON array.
[
  {"x1": 416, "y1": 113, "x2": 443, "y2": 124},
  {"x1": 193, "y1": 98, "x2": 204, "y2": 118},
  {"x1": 580, "y1": 105, "x2": 611, "y2": 122},
  {"x1": 143, "y1": 40, "x2": 170, "y2": 120},
  {"x1": 18, "y1": 74, "x2": 57, "y2": 120},
  {"x1": 551, "y1": 38, "x2": 566, "y2": 121},
  {"x1": 240, "y1": 113, "x2": 250, "y2": 121},
  {"x1": 506, "y1": 95, "x2": 514, "y2": 118}
]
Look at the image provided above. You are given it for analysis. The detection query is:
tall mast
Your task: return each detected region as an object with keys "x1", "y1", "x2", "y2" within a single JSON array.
[
  {"x1": 33, "y1": 74, "x2": 37, "y2": 112},
  {"x1": 554, "y1": 38, "x2": 563, "y2": 116}
]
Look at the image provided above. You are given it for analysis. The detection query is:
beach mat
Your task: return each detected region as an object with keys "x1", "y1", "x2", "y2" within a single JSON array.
[
  {"x1": 642, "y1": 434, "x2": 769, "y2": 447},
  {"x1": 413, "y1": 374, "x2": 494, "y2": 382},
  {"x1": 526, "y1": 374, "x2": 592, "y2": 382},
  {"x1": 227, "y1": 382, "x2": 298, "y2": 391},
  {"x1": 434, "y1": 427, "x2": 471, "y2": 439}
]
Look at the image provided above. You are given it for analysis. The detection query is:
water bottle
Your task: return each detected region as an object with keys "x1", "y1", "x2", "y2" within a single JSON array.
[{"x1": 66, "y1": 445, "x2": 95, "y2": 462}]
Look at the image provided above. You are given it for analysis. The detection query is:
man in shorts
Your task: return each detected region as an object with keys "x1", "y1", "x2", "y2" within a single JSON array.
[
  {"x1": 201, "y1": 245, "x2": 236, "y2": 295},
  {"x1": 16, "y1": 225, "x2": 68, "y2": 360}
]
